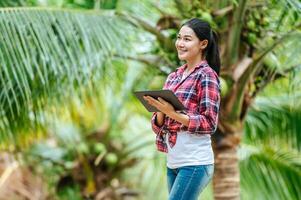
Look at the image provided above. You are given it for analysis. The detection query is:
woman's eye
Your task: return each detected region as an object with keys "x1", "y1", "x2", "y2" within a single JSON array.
[{"x1": 184, "y1": 38, "x2": 190, "y2": 41}]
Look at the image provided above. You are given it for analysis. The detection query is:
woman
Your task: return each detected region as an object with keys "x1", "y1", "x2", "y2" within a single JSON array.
[{"x1": 143, "y1": 18, "x2": 221, "y2": 200}]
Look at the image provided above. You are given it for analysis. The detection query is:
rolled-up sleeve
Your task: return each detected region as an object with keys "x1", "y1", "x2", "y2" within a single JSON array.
[
  {"x1": 151, "y1": 112, "x2": 166, "y2": 135},
  {"x1": 186, "y1": 71, "x2": 220, "y2": 134}
]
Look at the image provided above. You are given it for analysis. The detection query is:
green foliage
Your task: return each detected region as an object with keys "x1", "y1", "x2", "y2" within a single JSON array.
[
  {"x1": 120, "y1": 115, "x2": 168, "y2": 200},
  {"x1": 245, "y1": 95, "x2": 301, "y2": 151},
  {"x1": 242, "y1": 72, "x2": 301, "y2": 199},
  {"x1": 219, "y1": 77, "x2": 229, "y2": 97},
  {"x1": 58, "y1": 184, "x2": 82, "y2": 200},
  {"x1": 148, "y1": 75, "x2": 166, "y2": 90},
  {"x1": 99, "y1": 0, "x2": 118, "y2": 9},
  {"x1": 0, "y1": 0, "x2": 27, "y2": 7},
  {"x1": 240, "y1": 146, "x2": 301, "y2": 200},
  {"x1": 263, "y1": 53, "x2": 280, "y2": 69},
  {"x1": 19, "y1": 58, "x2": 149, "y2": 198},
  {"x1": 0, "y1": 8, "x2": 131, "y2": 147},
  {"x1": 0, "y1": 0, "x2": 98, "y2": 9}
]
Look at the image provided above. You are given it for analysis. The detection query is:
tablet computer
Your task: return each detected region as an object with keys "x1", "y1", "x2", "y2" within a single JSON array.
[{"x1": 134, "y1": 90, "x2": 186, "y2": 112}]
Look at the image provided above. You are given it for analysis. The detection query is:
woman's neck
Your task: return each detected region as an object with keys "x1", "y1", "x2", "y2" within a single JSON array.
[{"x1": 186, "y1": 55, "x2": 204, "y2": 71}]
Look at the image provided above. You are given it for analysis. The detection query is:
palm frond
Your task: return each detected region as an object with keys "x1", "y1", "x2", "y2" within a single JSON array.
[
  {"x1": 242, "y1": 71, "x2": 301, "y2": 199},
  {"x1": 285, "y1": 0, "x2": 301, "y2": 12},
  {"x1": 239, "y1": 144, "x2": 301, "y2": 200},
  {"x1": 0, "y1": 7, "x2": 133, "y2": 145},
  {"x1": 0, "y1": 0, "x2": 26, "y2": 7},
  {"x1": 245, "y1": 92, "x2": 301, "y2": 152}
]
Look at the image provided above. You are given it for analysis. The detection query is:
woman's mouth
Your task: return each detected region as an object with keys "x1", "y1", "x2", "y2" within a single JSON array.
[{"x1": 178, "y1": 49, "x2": 188, "y2": 54}]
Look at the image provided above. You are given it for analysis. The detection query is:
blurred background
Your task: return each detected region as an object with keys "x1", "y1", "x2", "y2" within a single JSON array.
[{"x1": 0, "y1": 0, "x2": 300, "y2": 199}]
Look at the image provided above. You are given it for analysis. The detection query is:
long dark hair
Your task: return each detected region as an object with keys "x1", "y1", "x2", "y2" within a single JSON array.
[{"x1": 182, "y1": 18, "x2": 221, "y2": 75}]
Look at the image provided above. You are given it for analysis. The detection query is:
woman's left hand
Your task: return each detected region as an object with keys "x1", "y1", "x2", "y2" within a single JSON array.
[{"x1": 143, "y1": 96, "x2": 175, "y2": 115}]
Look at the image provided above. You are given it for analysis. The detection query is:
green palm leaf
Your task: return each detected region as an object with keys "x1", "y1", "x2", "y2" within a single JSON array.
[
  {"x1": 241, "y1": 74, "x2": 301, "y2": 199},
  {"x1": 245, "y1": 93, "x2": 301, "y2": 151},
  {"x1": 0, "y1": 7, "x2": 132, "y2": 145},
  {"x1": 0, "y1": 0, "x2": 25, "y2": 7},
  {"x1": 240, "y1": 145, "x2": 301, "y2": 200}
]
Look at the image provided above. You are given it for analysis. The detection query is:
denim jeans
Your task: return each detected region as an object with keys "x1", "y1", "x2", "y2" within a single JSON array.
[{"x1": 167, "y1": 164, "x2": 214, "y2": 200}]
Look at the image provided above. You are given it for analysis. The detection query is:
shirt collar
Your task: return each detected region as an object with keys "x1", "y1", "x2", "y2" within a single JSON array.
[{"x1": 176, "y1": 60, "x2": 208, "y2": 74}]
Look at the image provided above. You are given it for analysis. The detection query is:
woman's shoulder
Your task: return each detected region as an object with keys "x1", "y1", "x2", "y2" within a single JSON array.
[{"x1": 197, "y1": 65, "x2": 219, "y2": 79}]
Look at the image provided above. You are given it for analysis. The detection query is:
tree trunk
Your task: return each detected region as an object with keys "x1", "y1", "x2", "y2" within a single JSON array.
[{"x1": 213, "y1": 146, "x2": 240, "y2": 200}]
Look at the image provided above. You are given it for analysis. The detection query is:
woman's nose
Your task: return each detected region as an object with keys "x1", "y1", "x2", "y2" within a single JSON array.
[{"x1": 176, "y1": 40, "x2": 184, "y2": 48}]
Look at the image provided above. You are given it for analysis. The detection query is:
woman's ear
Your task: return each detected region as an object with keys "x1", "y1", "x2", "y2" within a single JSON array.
[{"x1": 199, "y1": 39, "x2": 208, "y2": 50}]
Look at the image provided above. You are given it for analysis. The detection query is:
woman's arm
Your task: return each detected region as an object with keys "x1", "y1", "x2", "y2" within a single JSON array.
[
  {"x1": 155, "y1": 112, "x2": 166, "y2": 127},
  {"x1": 166, "y1": 111, "x2": 189, "y2": 127},
  {"x1": 184, "y1": 72, "x2": 220, "y2": 133}
]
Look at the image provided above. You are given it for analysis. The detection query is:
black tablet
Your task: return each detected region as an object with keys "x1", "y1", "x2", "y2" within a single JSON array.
[{"x1": 134, "y1": 90, "x2": 186, "y2": 112}]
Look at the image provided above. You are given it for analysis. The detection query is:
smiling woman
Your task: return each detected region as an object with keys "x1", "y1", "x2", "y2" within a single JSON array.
[{"x1": 145, "y1": 18, "x2": 221, "y2": 200}]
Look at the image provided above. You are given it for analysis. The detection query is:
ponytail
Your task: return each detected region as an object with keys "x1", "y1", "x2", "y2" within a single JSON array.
[{"x1": 205, "y1": 30, "x2": 220, "y2": 75}]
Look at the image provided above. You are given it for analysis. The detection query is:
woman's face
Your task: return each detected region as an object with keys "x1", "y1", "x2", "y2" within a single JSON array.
[{"x1": 175, "y1": 25, "x2": 207, "y2": 61}]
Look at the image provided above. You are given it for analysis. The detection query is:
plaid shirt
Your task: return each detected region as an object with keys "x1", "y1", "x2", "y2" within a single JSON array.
[{"x1": 151, "y1": 60, "x2": 220, "y2": 153}]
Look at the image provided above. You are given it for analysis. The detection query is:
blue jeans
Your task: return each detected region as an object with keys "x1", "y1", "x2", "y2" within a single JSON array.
[{"x1": 167, "y1": 164, "x2": 214, "y2": 200}]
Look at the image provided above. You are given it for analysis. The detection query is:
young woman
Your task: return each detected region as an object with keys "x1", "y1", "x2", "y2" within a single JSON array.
[{"x1": 143, "y1": 18, "x2": 221, "y2": 200}]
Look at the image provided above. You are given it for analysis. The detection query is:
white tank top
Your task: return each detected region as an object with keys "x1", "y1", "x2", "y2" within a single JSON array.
[{"x1": 166, "y1": 131, "x2": 214, "y2": 169}]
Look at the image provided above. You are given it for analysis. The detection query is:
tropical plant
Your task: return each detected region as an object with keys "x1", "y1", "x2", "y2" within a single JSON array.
[
  {"x1": 240, "y1": 74, "x2": 301, "y2": 200},
  {"x1": 21, "y1": 59, "x2": 150, "y2": 199},
  {"x1": 0, "y1": 3, "x2": 147, "y2": 199},
  {"x1": 0, "y1": 6, "x2": 132, "y2": 145}
]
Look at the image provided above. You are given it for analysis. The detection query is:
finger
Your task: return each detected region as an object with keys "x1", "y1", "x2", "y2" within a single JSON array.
[
  {"x1": 157, "y1": 97, "x2": 166, "y2": 103},
  {"x1": 143, "y1": 96, "x2": 153, "y2": 101},
  {"x1": 148, "y1": 97, "x2": 160, "y2": 104},
  {"x1": 144, "y1": 96, "x2": 161, "y2": 107},
  {"x1": 143, "y1": 96, "x2": 149, "y2": 101},
  {"x1": 147, "y1": 96, "x2": 157, "y2": 101},
  {"x1": 144, "y1": 96, "x2": 157, "y2": 103},
  {"x1": 143, "y1": 96, "x2": 152, "y2": 103},
  {"x1": 144, "y1": 96, "x2": 154, "y2": 103},
  {"x1": 149, "y1": 97, "x2": 164, "y2": 108},
  {"x1": 144, "y1": 97, "x2": 154, "y2": 106}
]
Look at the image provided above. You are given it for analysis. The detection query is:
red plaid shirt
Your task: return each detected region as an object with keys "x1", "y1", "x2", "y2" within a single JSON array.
[{"x1": 151, "y1": 60, "x2": 220, "y2": 153}]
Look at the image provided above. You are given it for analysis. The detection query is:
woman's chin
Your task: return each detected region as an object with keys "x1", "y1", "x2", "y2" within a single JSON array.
[{"x1": 178, "y1": 54, "x2": 187, "y2": 60}]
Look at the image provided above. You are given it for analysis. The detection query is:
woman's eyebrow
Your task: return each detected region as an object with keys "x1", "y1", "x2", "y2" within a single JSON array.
[{"x1": 178, "y1": 34, "x2": 193, "y2": 38}]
